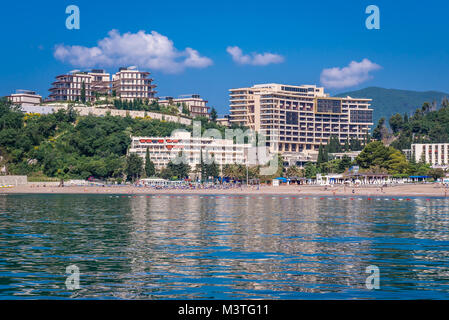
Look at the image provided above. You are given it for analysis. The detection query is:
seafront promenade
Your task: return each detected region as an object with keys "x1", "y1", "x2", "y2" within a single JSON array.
[{"x1": 1, "y1": 183, "x2": 448, "y2": 198}]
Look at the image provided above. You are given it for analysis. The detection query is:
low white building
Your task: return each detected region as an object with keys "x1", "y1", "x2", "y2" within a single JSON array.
[
  {"x1": 7, "y1": 90, "x2": 42, "y2": 106},
  {"x1": 129, "y1": 131, "x2": 251, "y2": 171},
  {"x1": 409, "y1": 143, "x2": 449, "y2": 167},
  {"x1": 328, "y1": 151, "x2": 361, "y2": 161}
]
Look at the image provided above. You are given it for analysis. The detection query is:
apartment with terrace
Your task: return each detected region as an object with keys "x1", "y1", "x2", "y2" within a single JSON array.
[
  {"x1": 111, "y1": 66, "x2": 157, "y2": 102},
  {"x1": 158, "y1": 94, "x2": 210, "y2": 118}
]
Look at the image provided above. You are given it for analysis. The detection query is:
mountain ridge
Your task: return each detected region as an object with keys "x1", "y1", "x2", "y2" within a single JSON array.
[{"x1": 335, "y1": 87, "x2": 449, "y2": 125}]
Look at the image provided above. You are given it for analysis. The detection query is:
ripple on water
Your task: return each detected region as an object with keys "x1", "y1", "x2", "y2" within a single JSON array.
[{"x1": 1, "y1": 194, "x2": 449, "y2": 299}]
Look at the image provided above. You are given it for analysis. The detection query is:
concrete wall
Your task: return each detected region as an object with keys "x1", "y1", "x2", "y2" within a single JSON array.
[
  {"x1": 35, "y1": 105, "x2": 192, "y2": 126},
  {"x1": 0, "y1": 176, "x2": 28, "y2": 186}
]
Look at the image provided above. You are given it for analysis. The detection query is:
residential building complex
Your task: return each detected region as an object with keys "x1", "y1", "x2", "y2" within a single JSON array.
[
  {"x1": 49, "y1": 70, "x2": 109, "y2": 102},
  {"x1": 159, "y1": 94, "x2": 210, "y2": 118},
  {"x1": 129, "y1": 131, "x2": 250, "y2": 172},
  {"x1": 112, "y1": 66, "x2": 157, "y2": 102},
  {"x1": 406, "y1": 143, "x2": 449, "y2": 167},
  {"x1": 48, "y1": 67, "x2": 156, "y2": 102},
  {"x1": 229, "y1": 83, "x2": 373, "y2": 154},
  {"x1": 7, "y1": 90, "x2": 42, "y2": 106}
]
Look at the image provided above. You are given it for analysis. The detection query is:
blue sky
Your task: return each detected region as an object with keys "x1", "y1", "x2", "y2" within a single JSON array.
[{"x1": 1, "y1": 0, "x2": 448, "y2": 115}]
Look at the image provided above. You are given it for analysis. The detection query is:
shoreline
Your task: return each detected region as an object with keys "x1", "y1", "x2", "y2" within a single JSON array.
[{"x1": 1, "y1": 184, "x2": 449, "y2": 198}]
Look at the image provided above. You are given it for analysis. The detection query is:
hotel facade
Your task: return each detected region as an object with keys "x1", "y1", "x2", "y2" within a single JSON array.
[
  {"x1": 229, "y1": 83, "x2": 373, "y2": 154},
  {"x1": 406, "y1": 143, "x2": 449, "y2": 167},
  {"x1": 129, "y1": 131, "x2": 250, "y2": 172}
]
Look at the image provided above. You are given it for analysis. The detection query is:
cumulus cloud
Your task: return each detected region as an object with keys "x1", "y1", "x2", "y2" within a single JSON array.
[
  {"x1": 320, "y1": 59, "x2": 381, "y2": 89},
  {"x1": 54, "y1": 30, "x2": 213, "y2": 73},
  {"x1": 226, "y1": 46, "x2": 284, "y2": 66}
]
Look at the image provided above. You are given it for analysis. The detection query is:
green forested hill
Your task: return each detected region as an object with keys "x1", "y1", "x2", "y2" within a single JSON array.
[
  {"x1": 0, "y1": 99, "x2": 237, "y2": 181},
  {"x1": 335, "y1": 87, "x2": 449, "y2": 126}
]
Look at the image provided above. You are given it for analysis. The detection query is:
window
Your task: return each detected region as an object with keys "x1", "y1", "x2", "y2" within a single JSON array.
[
  {"x1": 316, "y1": 99, "x2": 342, "y2": 114},
  {"x1": 286, "y1": 111, "x2": 298, "y2": 125},
  {"x1": 350, "y1": 110, "x2": 373, "y2": 123}
]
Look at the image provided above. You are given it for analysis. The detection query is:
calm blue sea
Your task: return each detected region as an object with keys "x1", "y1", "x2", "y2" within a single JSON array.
[{"x1": 0, "y1": 194, "x2": 448, "y2": 299}]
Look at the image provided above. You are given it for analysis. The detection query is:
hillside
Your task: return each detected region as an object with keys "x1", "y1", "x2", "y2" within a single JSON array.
[
  {"x1": 335, "y1": 87, "x2": 449, "y2": 126},
  {"x1": 0, "y1": 99, "x2": 237, "y2": 181}
]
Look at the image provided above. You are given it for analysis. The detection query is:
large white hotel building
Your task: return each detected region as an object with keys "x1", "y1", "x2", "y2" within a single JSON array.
[
  {"x1": 129, "y1": 132, "x2": 250, "y2": 171},
  {"x1": 229, "y1": 83, "x2": 373, "y2": 153}
]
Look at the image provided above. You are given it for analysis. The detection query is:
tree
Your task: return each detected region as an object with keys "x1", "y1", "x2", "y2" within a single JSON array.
[
  {"x1": 389, "y1": 113, "x2": 404, "y2": 134},
  {"x1": 181, "y1": 103, "x2": 190, "y2": 116},
  {"x1": 304, "y1": 162, "x2": 318, "y2": 179},
  {"x1": 356, "y1": 141, "x2": 408, "y2": 174},
  {"x1": 403, "y1": 112, "x2": 409, "y2": 124},
  {"x1": 80, "y1": 82, "x2": 86, "y2": 104},
  {"x1": 372, "y1": 117, "x2": 385, "y2": 141},
  {"x1": 327, "y1": 135, "x2": 341, "y2": 153},
  {"x1": 165, "y1": 152, "x2": 190, "y2": 180},
  {"x1": 205, "y1": 161, "x2": 219, "y2": 180},
  {"x1": 421, "y1": 102, "x2": 432, "y2": 114},
  {"x1": 223, "y1": 164, "x2": 245, "y2": 180},
  {"x1": 210, "y1": 108, "x2": 218, "y2": 122},
  {"x1": 338, "y1": 155, "x2": 352, "y2": 173},
  {"x1": 317, "y1": 144, "x2": 328, "y2": 164},
  {"x1": 442, "y1": 97, "x2": 449, "y2": 109},
  {"x1": 349, "y1": 138, "x2": 363, "y2": 151},
  {"x1": 344, "y1": 138, "x2": 350, "y2": 152},
  {"x1": 428, "y1": 168, "x2": 445, "y2": 180},
  {"x1": 286, "y1": 165, "x2": 303, "y2": 178},
  {"x1": 125, "y1": 153, "x2": 143, "y2": 182},
  {"x1": 385, "y1": 149, "x2": 409, "y2": 174},
  {"x1": 144, "y1": 147, "x2": 155, "y2": 177}
]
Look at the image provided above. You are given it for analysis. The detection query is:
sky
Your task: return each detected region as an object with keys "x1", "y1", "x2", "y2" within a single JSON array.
[{"x1": 1, "y1": 0, "x2": 448, "y2": 116}]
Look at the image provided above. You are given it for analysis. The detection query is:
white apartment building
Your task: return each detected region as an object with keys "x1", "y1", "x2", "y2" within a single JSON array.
[
  {"x1": 49, "y1": 70, "x2": 109, "y2": 102},
  {"x1": 7, "y1": 90, "x2": 42, "y2": 106},
  {"x1": 408, "y1": 143, "x2": 449, "y2": 166},
  {"x1": 229, "y1": 83, "x2": 373, "y2": 154},
  {"x1": 159, "y1": 94, "x2": 210, "y2": 118},
  {"x1": 112, "y1": 66, "x2": 157, "y2": 102},
  {"x1": 129, "y1": 131, "x2": 250, "y2": 171}
]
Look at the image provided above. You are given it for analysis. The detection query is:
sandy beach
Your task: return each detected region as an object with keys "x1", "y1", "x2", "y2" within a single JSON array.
[{"x1": 1, "y1": 183, "x2": 449, "y2": 198}]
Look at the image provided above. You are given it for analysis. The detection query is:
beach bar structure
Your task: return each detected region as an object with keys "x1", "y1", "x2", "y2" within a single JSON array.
[{"x1": 344, "y1": 173, "x2": 392, "y2": 185}]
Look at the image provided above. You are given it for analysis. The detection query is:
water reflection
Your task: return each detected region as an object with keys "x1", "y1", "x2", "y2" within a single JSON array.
[{"x1": 0, "y1": 194, "x2": 449, "y2": 299}]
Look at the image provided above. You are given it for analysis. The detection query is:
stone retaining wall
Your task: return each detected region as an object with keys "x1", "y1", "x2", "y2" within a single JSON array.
[{"x1": 0, "y1": 176, "x2": 28, "y2": 186}]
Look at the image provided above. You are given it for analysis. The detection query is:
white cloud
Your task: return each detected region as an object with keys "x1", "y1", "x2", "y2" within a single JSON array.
[
  {"x1": 226, "y1": 46, "x2": 284, "y2": 66},
  {"x1": 320, "y1": 59, "x2": 381, "y2": 89},
  {"x1": 54, "y1": 30, "x2": 213, "y2": 73}
]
